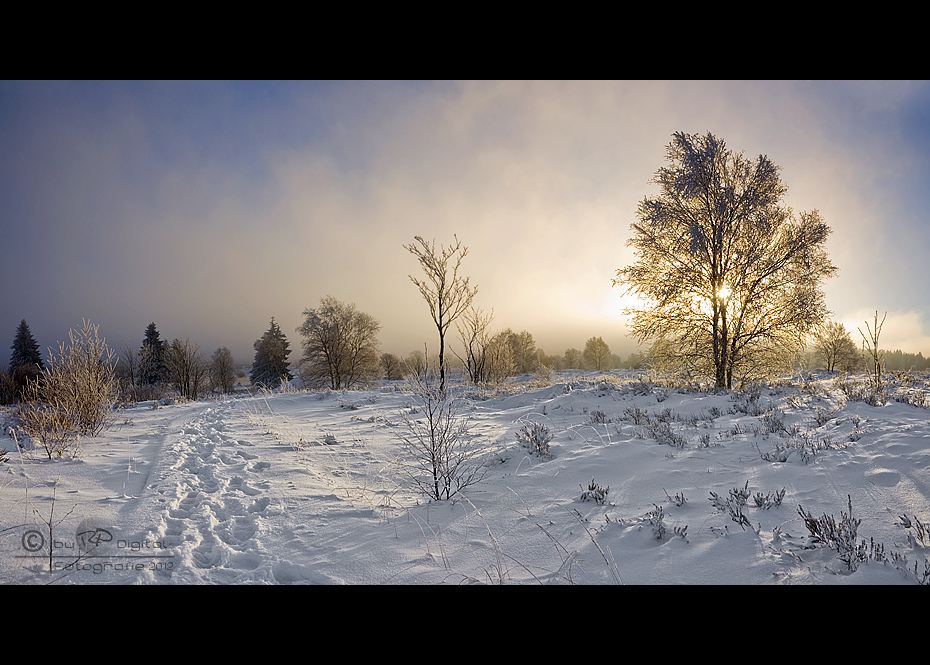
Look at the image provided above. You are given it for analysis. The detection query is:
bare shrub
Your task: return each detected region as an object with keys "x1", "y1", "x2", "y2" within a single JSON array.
[
  {"x1": 858, "y1": 311, "x2": 887, "y2": 402},
  {"x1": 395, "y1": 371, "x2": 489, "y2": 501},
  {"x1": 664, "y1": 488, "x2": 687, "y2": 506},
  {"x1": 754, "y1": 488, "x2": 786, "y2": 509},
  {"x1": 15, "y1": 320, "x2": 116, "y2": 457},
  {"x1": 515, "y1": 421, "x2": 553, "y2": 457},
  {"x1": 798, "y1": 495, "x2": 867, "y2": 571},
  {"x1": 16, "y1": 393, "x2": 77, "y2": 459},
  {"x1": 897, "y1": 514, "x2": 930, "y2": 548},
  {"x1": 709, "y1": 481, "x2": 752, "y2": 530},
  {"x1": 759, "y1": 409, "x2": 787, "y2": 435},
  {"x1": 580, "y1": 479, "x2": 609, "y2": 505},
  {"x1": 530, "y1": 363, "x2": 554, "y2": 387}
]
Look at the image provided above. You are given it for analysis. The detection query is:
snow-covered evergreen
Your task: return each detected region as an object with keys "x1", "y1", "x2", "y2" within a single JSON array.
[
  {"x1": 250, "y1": 317, "x2": 293, "y2": 388},
  {"x1": 8, "y1": 319, "x2": 43, "y2": 372},
  {"x1": 139, "y1": 322, "x2": 167, "y2": 385}
]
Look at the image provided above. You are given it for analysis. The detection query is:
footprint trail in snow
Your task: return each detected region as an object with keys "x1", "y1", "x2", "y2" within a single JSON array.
[{"x1": 142, "y1": 403, "x2": 288, "y2": 583}]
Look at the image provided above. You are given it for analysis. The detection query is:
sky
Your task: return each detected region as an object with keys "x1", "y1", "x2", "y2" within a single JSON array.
[{"x1": 2, "y1": 80, "x2": 930, "y2": 370}]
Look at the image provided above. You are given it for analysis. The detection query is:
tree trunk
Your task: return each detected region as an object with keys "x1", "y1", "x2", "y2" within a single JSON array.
[{"x1": 438, "y1": 332, "x2": 446, "y2": 393}]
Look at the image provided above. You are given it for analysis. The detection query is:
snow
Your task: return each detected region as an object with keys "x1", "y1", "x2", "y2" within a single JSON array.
[{"x1": 2, "y1": 370, "x2": 929, "y2": 584}]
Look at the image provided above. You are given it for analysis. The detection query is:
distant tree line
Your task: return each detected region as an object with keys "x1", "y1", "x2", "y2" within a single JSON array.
[
  {"x1": 111, "y1": 322, "x2": 239, "y2": 401},
  {"x1": 0, "y1": 318, "x2": 248, "y2": 407},
  {"x1": 0, "y1": 311, "x2": 676, "y2": 407},
  {"x1": 880, "y1": 349, "x2": 929, "y2": 371},
  {"x1": 8, "y1": 234, "x2": 926, "y2": 410},
  {"x1": 802, "y1": 319, "x2": 929, "y2": 374}
]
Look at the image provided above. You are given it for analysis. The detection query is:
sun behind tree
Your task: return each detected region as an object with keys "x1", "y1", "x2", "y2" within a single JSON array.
[{"x1": 613, "y1": 131, "x2": 837, "y2": 389}]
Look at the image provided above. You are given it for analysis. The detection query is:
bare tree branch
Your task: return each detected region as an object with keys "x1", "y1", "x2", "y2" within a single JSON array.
[{"x1": 404, "y1": 235, "x2": 477, "y2": 393}]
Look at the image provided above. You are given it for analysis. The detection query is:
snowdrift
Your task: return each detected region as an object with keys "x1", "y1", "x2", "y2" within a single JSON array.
[{"x1": 2, "y1": 371, "x2": 929, "y2": 584}]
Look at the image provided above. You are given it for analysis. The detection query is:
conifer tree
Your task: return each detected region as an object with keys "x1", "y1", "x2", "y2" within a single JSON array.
[
  {"x1": 8, "y1": 319, "x2": 44, "y2": 399},
  {"x1": 250, "y1": 317, "x2": 293, "y2": 388},
  {"x1": 139, "y1": 322, "x2": 167, "y2": 385},
  {"x1": 9, "y1": 319, "x2": 44, "y2": 373}
]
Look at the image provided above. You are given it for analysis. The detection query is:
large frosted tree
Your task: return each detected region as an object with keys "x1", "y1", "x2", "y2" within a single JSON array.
[
  {"x1": 613, "y1": 132, "x2": 837, "y2": 388},
  {"x1": 250, "y1": 318, "x2": 293, "y2": 389},
  {"x1": 296, "y1": 296, "x2": 382, "y2": 390}
]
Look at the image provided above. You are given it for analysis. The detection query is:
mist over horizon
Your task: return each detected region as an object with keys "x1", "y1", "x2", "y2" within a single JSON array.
[{"x1": 4, "y1": 81, "x2": 930, "y2": 373}]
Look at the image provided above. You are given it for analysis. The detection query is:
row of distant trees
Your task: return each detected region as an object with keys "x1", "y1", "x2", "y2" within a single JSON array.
[
  {"x1": 0, "y1": 319, "x2": 240, "y2": 405},
  {"x1": 245, "y1": 294, "x2": 634, "y2": 393},
  {"x1": 5, "y1": 308, "x2": 929, "y2": 406},
  {"x1": 381, "y1": 330, "x2": 633, "y2": 383},
  {"x1": 111, "y1": 322, "x2": 239, "y2": 401},
  {"x1": 806, "y1": 318, "x2": 929, "y2": 373},
  {"x1": 4, "y1": 308, "x2": 929, "y2": 406}
]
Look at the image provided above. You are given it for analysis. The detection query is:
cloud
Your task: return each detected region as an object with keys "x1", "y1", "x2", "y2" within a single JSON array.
[{"x1": 2, "y1": 80, "x2": 929, "y2": 366}]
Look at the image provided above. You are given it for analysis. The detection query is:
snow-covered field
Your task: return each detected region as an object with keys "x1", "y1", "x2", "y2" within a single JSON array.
[{"x1": 2, "y1": 370, "x2": 929, "y2": 584}]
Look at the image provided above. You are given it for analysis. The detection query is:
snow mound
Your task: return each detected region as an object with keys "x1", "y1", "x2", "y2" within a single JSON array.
[{"x1": 2, "y1": 372, "x2": 929, "y2": 584}]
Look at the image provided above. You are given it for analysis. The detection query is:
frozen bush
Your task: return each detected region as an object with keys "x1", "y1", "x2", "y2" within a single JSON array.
[
  {"x1": 709, "y1": 481, "x2": 752, "y2": 530},
  {"x1": 580, "y1": 479, "x2": 609, "y2": 505},
  {"x1": 16, "y1": 398, "x2": 77, "y2": 459},
  {"x1": 897, "y1": 514, "x2": 930, "y2": 548},
  {"x1": 664, "y1": 488, "x2": 687, "y2": 506},
  {"x1": 515, "y1": 421, "x2": 553, "y2": 457},
  {"x1": 16, "y1": 320, "x2": 117, "y2": 458},
  {"x1": 646, "y1": 504, "x2": 666, "y2": 539},
  {"x1": 622, "y1": 406, "x2": 686, "y2": 447},
  {"x1": 623, "y1": 406, "x2": 650, "y2": 425},
  {"x1": 643, "y1": 504, "x2": 688, "y2": 541},
  {"x1": 395, "y1": 371, "x2": 489, "y2": 501},
  {"x1": 758, "y1": 409, "x2": 787, "y2": 435},
  {"x1": 811, "y1": 407, "x2": 835, "y2": 428},
  {"x1": 754, "y1": 488, "x2": 786, "y2": 509},
  {"x1": 798, "y1": 495, "x2": 868, "y2": 571},
  {"x1": 648, "y1": 420, "x2": 686, "y2": 448}
]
